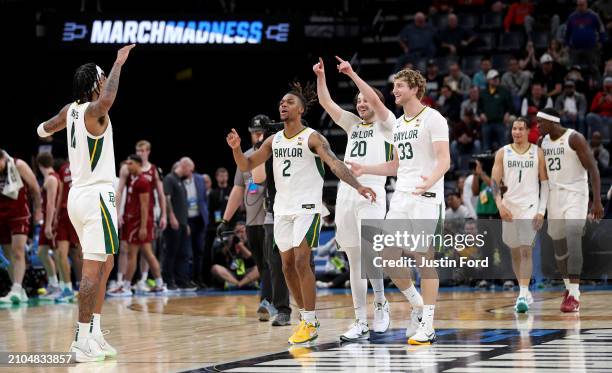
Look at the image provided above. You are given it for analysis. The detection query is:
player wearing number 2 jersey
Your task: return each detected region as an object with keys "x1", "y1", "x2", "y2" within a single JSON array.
[
  {"x1": 226, "y1": 81, "x2": 376, "y2": 346},
  {"x1": 349, "y1": 68, "x2": 451, "y2": 346},
  {"x1": 491, "y1": 118, "x2": 549, "y2": 314},
  {"x1": 36, "y1": 44, "x2": 135, "y2": 363},
  {"x1": 314, "y1": 56, "x2": 392, "y2": 342},
  {"x1": 537, "y1": 108, "x2": 604, "y2": 313}
]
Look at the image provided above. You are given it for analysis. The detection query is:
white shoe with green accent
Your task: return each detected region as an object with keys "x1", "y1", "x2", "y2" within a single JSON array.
[
  {"x1": 340, "y1": 320, "x2": 370, "y2": 342},
  {"x1": 91, "y1": 330, "x2": 117, "y2": 359},
  {"x1": 70, "y1": 337, "x2": 105, "y2": 363},
  {"x1": 515, "y1": 296, "x2": 529, "y2": 313}
]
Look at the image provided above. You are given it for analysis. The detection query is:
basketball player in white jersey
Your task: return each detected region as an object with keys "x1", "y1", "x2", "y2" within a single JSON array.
[
  {"x1": 491, "y1": 118, "x2": 549, "y2": 313},
  {"x1": 537, "y1": 108, "x2": 604, "y2": 312},
  {"x1": 348, "y1": 68, "x2": 451, "y2": 345},
  {"x1": 226, "y1": 82, "x2": 376, "y2": 345},
  {"x1": 36, "y1": 44, "x2": 135, "y2": 362},
  {"x1": 313, "y1": 56, "x2": 392, "y2": 341}
]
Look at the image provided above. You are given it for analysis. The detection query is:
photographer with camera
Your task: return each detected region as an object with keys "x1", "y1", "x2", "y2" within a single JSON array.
[
  {"x1": 216, "y1": 116, "x2": 275, "y2": 321},
  {"x1": 211, "y1": 222, "x2": 259, "y2": 288}
]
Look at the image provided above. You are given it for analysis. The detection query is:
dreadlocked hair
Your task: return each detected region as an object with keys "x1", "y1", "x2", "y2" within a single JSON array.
[
  {"x1": 288, "y1": 81, "x2": 317, "y2": 115},
  {"x1": 73, "y1": 62, "x2": 99, "y2": 104}
]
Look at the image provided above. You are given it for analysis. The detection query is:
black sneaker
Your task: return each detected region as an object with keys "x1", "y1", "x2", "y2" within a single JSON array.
[
  {"x1": 178, "y1": 281, "x2": 198, "y2": 292},
  {"x1": 272, "y1": 313, "x2": 291, "y2": 326},
  {"x1": 166, "y1": 283, "x2": 179, "y2": 293}
]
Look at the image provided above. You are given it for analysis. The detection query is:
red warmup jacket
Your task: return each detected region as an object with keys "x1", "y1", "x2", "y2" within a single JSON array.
[
  {"x1": 590, "y1": 91, "x2": 612, "y2": 117},
  {"x1": 504, "y1": 2, "x2": 534, "y2": 31}
]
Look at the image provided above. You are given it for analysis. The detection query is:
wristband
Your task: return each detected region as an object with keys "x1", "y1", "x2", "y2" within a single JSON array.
[{"x1": 37, "y1": 122, "x2": 51, "y2": 138}]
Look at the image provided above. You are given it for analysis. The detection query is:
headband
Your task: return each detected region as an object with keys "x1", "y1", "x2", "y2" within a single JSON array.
[
  {"x1": 91, "y1": 65, "x2": 105, "y2": 93},
  {"x1": 536, "y1": 112, "x2": 560, "y2": 123}
]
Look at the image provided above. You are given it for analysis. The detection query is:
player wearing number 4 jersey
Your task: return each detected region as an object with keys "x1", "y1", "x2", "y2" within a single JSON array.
[
  {"x1": 314, "y1": 56, "x2": 392, "y2": 341},
  {"x1": 537, "y1": 108, "x2": 604, "y2": 313},
  {"x1": 349, "y1": 68, "x2": 451, "y2": 345},
  {"x1": 491, "y1": 118, "x2": 549, "y2": 314},
  {"x1": 36, "y1": 44, "x2": 135, "y2": 362},
  {"x1": 227, "y1": 82, "x2": 376, "y2": 345}
]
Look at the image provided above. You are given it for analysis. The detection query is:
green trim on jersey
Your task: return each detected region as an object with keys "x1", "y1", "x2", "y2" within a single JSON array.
[
  {"x1": 99, "y1": 194, "x2": 118, "y2": 254},
  {"x1": 384, "y1": 141, "x2": 394, "y2": 161},
  {"x1": 434, "y1": 203, "x2": 444, "y2": 251},
  {"x1": 402, "y1": 106, "x2": 428, "y2": 124},
  {"x1": 70, "y1": 122, "x2": 76, "y2": 148},
  {"x1": 305, "y1": 214, "x2": 321, "y2": 248},
  {"x1": 315, "y1": 157, "x2": 325, "y2": 178},
  {"x1": 283, "y1": 127, "x2": 308, "y2": 140},
  {"x1": 88, "y1": 136, "x2": 104, "y2": 171}
]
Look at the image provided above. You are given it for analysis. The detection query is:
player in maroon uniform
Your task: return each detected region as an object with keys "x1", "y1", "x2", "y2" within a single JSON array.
[
  {"x1": 54, "y1": 160, "x2": 81, "y2": 301},
  {"x1": 36, "y1": 153, "x2": 63, "y2": 301},
  {"x1": 111, "y1": 155, "x2": 165, "y2": 295},
  {"x1": 0, "y1": 148, "x2": 42, "y2": 304}
]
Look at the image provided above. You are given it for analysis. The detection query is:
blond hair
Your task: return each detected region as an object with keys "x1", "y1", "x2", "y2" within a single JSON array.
[
  {"x1": 135, "y1": 140, "x2": 151, "y2": 151},
  {"x1": 393, "y1": 68, "x2": 427, "y2": 100}
]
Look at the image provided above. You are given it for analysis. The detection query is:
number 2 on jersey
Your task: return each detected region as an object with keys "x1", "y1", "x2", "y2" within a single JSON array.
[{"x1": 282, "y1": 159, "x2": 291, "y2": 177}]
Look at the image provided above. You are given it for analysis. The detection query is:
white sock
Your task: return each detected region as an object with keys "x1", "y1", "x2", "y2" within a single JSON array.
[
  {"x1": 117, "y1": 273, "x2": 123, "y2": 284},
  {"x1": 422, "y1": 305, "x2": 435, "y2": 329},
  {"x1": 563, "y1": 278, "x2": 570, "y2": 289},
  {"x1": 49, "y1": 275, "x2": 59, "y2": 287},
  {"x1": 155, "y1": 277, "x2": 163, "y2": 287},
  {"x1": 401, "y1": 284, "x2": 423, "y2": 307},
  {"x1": 303, "y1": 310, "x2": 317, "y2": 324},
  {"x1": 59, "y1": 281, "x2": 66, "y2": 290},
  {"x1": 299, "y1": 308, "x2": 305, "y2": 320},
  {"x1": 65, "y1": 282, "x2": 73, "y2": 291},
  {"x1": 371, "y1": 279, "x2": 386, "y2": 304},
  {"x1": 124, "y1": 280, "x2": 131, "y2": 289},
  {"x1": 568, "y1": 283, "x2": 580, "y2": 299},
  {"x1": 344, "y1": 246, "x2": 369, "y2": 322},
  {"x1": 92, "y1": 313, "x2": 102, "y2": 336},
  {"x1": 76, "y1": 322, "x2": 91, "y2": 343},
  {"x1": 11, "y1": 283, "x2": 22, "y2": 292},
  {"x1": 141, "y1": 271, "x2": 148, "y2": 282},
  {"x1": 519, "y1": 286, "x2": 529, "y2": 298}
]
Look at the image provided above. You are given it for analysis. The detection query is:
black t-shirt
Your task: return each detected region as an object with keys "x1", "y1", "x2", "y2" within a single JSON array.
[
  {"x1": 208, "y1": 185, "x2": 231, "y2": 225},
  {"x1": 533, "y1": 64, "x2": 567, "y2": 96},
  {"x1": 264, "y1": 157, "x2": 276, "y2": 215},
  {"x1": 213, "y1": 242, "x2": 256, "y2": 275},
  {"x1": 163, "y1": 172, "x2": 188, "y2": 225}
]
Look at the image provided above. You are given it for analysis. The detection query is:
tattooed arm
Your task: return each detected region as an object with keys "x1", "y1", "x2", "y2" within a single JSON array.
[
  {"x1": 308, "y1": 131, "x2": 377, "y2": 202},
  {"x1": 85, "y1": 44, "x2": 135, "y2": 136},
  {"x1": 40, "y1": 104, "x2": 70, "y2": 136}
]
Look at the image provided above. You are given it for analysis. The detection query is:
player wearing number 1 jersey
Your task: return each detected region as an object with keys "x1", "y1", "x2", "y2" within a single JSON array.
[
  {"x1": 491, "y1": 118, "x2": 549, "y2": 313},
  {"x1": 226, "y1": 82, "x2": 376, "y2": 345},
  {"x1": 537, "y1": 108, "x2": 604, "y2": 313},
  {"x1": 36, "y1": 44, "x2": 135, "y2": 362},
  {"x1": 314, "y1": 56, "x2": 392, "y2": 341},
  {"x1": 349, "y1": 68, "x2": 451, "y2": 345}
]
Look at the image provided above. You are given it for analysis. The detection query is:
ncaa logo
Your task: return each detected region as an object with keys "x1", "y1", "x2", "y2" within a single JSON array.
[{"x1": 63, "y1": 22, "x2": 88, "y2": 41}]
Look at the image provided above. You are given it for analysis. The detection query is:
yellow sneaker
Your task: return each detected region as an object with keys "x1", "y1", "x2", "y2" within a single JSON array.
[
  {"x1": 288, "y1": 320, "x2": 305, "y2": 344},
  {"x1": 288, "y1": 320, "x2": 318, "y2": 344}
]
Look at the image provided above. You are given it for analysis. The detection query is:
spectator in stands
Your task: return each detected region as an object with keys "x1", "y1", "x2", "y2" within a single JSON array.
[
  {"x1": 554, "y1": 80, "x2": 587, "y2": 134},
  {"x1": 471, "y1": 159, "x2": 498, "y2": 218},
  {"x1": 501, "y1": 57, "x2": 531, "y2": 112},
  {"x1": 461, "y1": 85, "x2": 481, "y2": 120},
  {"x1": 526, "y1": 107, "x2": 542, "y2": 144},
  {"x1": 478, "y1": 69, "x2": 514, "y2": 150},
  {"x1": 548, "y1": 39, "x2": 570, "y2": 69},
  {"x1": 425, "y1": 59, "x2": 444, "y2": 100},
  {"x1": 566, "y1": 64, "x2": 589, "y2": 94},
  {"x1": 519, "y1": 40, "x2": 538, "y2": 72},
  {"x1": 445, "y1": 61, "x2": 472, "y2": 97},
  {"x1": 604, "y1": 59, "x2": 612, "y2": 77},
  {"x1": 533, "y1": 53, "x2": 565, "y2": 98},
  {"x1": 591, "y1": 131, "x2": 610, "y2": 169},
  {"x1": 429, "y1": 0, "x2": 454, "y2": 16},
  {"x1": 586, "y1": 76, "x2": 612, "y2": 140},
  {"x1": 446, "y1": 191, "x2": 474, "y2": 233},
  {"x1": 398, "y1": 12, "x2": 437, "y2": 59},
  {"x1": 565, "y1": 0, "x2": 607, "y2": 71},
  {"x1": 437, "y1": 13, "x2": 477, "y2": 56},
  {"x1": 594, "y1": 0, "x2": 612, "y2": 28},
  {"x1": 209, "y1": 167, "x2": 231, "y2": 226},
  {"x1": 472, "y1": 57, "x2": 492, "y2": 90},
  {"x1": 503, "y1": 0, "x2": 534, "y2": 34},
  {"x1": 438, "y1": 84, "x2": 463, "y2": 123},
  {"x1": 451, "y1": 111, "x2": 482, "y2": 171},
  {"x1": 521, "y1": 81, "x2": 553, "y2": 117},
  {"x1": 203, "y1": 174, "x2": 212, "y2": 197},
  {"x1": 211, "y1": 222, "x2": 259, "y2": 289}
]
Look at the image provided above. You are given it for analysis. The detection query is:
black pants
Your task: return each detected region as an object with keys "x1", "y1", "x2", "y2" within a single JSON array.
[
  {"x1": 246, "y1": 225, "x2": 271, "y2": 303},
  {"x1": 264, "y1": 223, "x2": 291, "y2": 316},
  {"x1": 188, "y1": 216, "x2": 207, "y2": 284},
  {"x1": 162, "y1": 224, "x2": 190, "y2": 286}
]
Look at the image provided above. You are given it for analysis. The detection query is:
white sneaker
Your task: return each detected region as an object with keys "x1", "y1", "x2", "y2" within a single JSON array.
[
  {"x1": 526, "y1": 292, "x2": 534, "y2": 305},
  {"x1": 0, "y1": 290, "x2": 27, "y2": 304},
  {"x1": 405, "y1": 307, "x2": 423, "y2": 338},
  {"x1": 135, "y1": 281, "x2": 150, "y2": 294},
  {"x1": 315, "y1": 281, "x2": 330, "y2": 288},
  {"x1": 91, "y1": 330, "x2": 117, "y2": 359},
  {"x1": 340, "y1": 320, "x2": 370, "y2": 342},
  {"x1": 372, "y1": 300, "x2": 390, "y2": 333},
  {"x1": 39, "y1": 285, "x2": 62, "y2": 301},
  {"x1": 106, "y1": 286, "x2": 132, "y2": 297},
  {"x1": 408, "y1": 321, "x2": 436, "y2": 345},
  {"x1": 70, "y1": 337, "x2": 105, "y2": 363},
  {"x1": 515, "y1": 296, "x2": 529, "y2": 313}
]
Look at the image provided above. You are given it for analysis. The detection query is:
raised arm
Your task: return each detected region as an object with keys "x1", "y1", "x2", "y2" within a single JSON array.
[
  {"x1": 39, "y1": 104, "x2": 70, "y2": 137},
  {"x1": 570, "y1": 132, "x2": 604, "y2": 219},
  {"x1": 16, "y1": 159, "x2": 42, "y2": 223},
  {"x1": 313, "y1": 58, "x2": 345, "y2": 124},
  {"x1": 85, "y1": 44, "x2": 135, "y2": 136},
  {"x1": 226, "y1": 129, "x2": 273, "y2": 171},
  {"x1": 336, "y1": 56, "x2": 392, "y2": 125},
  {"x1": 309, "y1": 132, "x2": 376, "y2": 202}
]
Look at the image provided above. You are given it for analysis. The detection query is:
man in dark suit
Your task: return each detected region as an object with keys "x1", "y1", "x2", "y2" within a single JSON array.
[{"x1": 180, "y1": 157, "x2": 210, "y2": 288}]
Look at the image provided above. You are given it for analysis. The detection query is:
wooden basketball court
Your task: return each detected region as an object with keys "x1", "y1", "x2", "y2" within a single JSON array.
[{"x1": 2, "y1": 287, "x2": 612, "y2": 372}]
